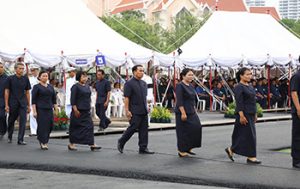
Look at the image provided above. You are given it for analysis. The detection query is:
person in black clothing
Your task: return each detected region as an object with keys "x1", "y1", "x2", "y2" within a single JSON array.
[
  {"x1": 279, "y1": 78, "x2": 288, "y2": 107},
  {"x1": 31, "y1": 71, "x2": 58, "y2": 150},
  {"x1": 175, "y1": 68, "x2": 202, "y2": 157},
  {"x1": 0, "y1": 63, "x2": 8, "y2": 139},
  {"x1": 117, "y1": 65, "x2": 154, "y2": 154},
  {"x1": 225, "y1": 68, "x2": 261, "y2": 164},
  {"x1": 68, "y1": 71, "x2": 101, "y2": 151},
  {"x1": 95, "y1": 69, "x2": 111, "y2": 131},
  {"x1": 270, "y1": 78, "x2": 283, "y2": 108},
  {"x1": 290, "y1": 69, "x2": 300, "y2": 168},
  {"x1": 255, "y1": 78, "x2": 267, "y2": 109},
  {"x1": 5, "y1": 63, "x2": 31, "y2": 145}
]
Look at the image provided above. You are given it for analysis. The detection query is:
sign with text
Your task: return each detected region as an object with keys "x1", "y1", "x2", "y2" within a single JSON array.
[
  {"x1": 95, "y1": 55, "x2": 106, "y2": 66},
  {"x1": 75, "y1": 58, "x2": 88, "y2": 65}
]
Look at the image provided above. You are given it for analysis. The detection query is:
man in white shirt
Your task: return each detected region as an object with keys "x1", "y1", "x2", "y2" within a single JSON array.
[
  {"x1": 65, "y1": 68, "x2": 76, "y2": 118},
  {"x1": 29, "y1": 65, "x2": 39, "y2": 136}
]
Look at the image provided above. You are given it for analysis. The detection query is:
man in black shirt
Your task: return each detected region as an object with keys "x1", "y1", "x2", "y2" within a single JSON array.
[
  {"x1": 291, "y1": 69, "x2": 300, "y2": 168},
  {"x1": 5, "y1": 63, "x2": 31, "y2": 145},
  {"x1": 0, "y1": 63, "x2": 8, "y2": 139},
  {"x1": 95, "y1": 69, "x2": 111, "y2": 131},
  {"x1": 118, "y1": 65, "x2": 154, "y2": 154}
]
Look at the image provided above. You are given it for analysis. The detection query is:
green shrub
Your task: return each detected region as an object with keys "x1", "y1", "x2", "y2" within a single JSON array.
[{"x1": 224, "y1": 102, "x2": 263, "y2": 118}]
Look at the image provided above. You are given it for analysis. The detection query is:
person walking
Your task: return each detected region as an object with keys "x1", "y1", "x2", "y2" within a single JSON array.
[
  {"x1": 225, "y1": 68, "x2": 261, "y2": 164},
  {"x1": 290, "y1": 68, "x2": 300, "y2": 168},
  {"x1": 5, "y1": 63, "x2": 31, "y2": 145},
  {"x1": 31, "y1": 71, "x2": 58, "y2": 150},
  {"x1": 68, "y1": 71, "x2": 101, "y2": 151},
  {"x1": 95, "y1": 69, "x2": 111, "y2": 131},
  {"x1": 0, "y1": 62, "x2": 8, "y2": 140},
  {"x1": 175, "y1": 68, "x2": 202, "y2": 157},
  {"x1": 117, "y1": 65, "x2": 154, "y2": 154}
]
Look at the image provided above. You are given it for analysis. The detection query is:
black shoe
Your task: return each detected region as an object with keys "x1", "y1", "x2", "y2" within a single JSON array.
[
  {"x1": 186, "y1": 150, "x2": 196, "y2": 155},
  {"x1": 17, "y1": 141, "x2": 27, "y2": 145},
  {"x1": 247, "y1": 159, "x2": 261, "y2": 164},
  {"x1": 293, "y1": 163, "x2": 300, "y2": 168},
  {"x1": 29, "y1": 134, "x2": 37, "y2": 137},
  {"x1": 117, "y1": 140, "x2": 124, "y2": 153},
  {"x1": 139, "y1": 149, "x2": 155, "y2": 154},
  {"x1": 90, "y1": 146, "x2": 101, "y2": 151},
  {"x1": 68, "y1": 145, "x2": 77, "y2": 151},
  {"x1": 7, "y1": 139, "x2": 12, "y2": 143},
  {"x1": 98, "y1": 128, "x2": 105, "y2": 132},
  {"x1": 225, "y1": 148, "x2": 234, "y2": 162}
]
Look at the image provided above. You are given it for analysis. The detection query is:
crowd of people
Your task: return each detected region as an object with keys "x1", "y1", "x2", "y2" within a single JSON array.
[
  {"x1": 0, "y1": 62, "x2": 299, "y2": 169},
  {"x1": 156, "y1": 74, "x2": 290, "y2": 111}
]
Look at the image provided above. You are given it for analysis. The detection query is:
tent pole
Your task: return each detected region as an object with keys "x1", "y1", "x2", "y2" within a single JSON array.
[
  {"x1": 288, "y1": 63, "x2": 292, "y2": 107},
  {"x1": 125, "y1": 52, "x2": 128, "y2": 81},
  {"x1": 209, "y1": 66, "x2": 212, "y2": 111},
  {"x1": 173, "y1": 52, "x2": 176, "y2": 91},
  {"x1": 153, "y1": 67, "x2": 157, "y2": 104},
  {"x1": 267, "y1": 65, "x2": 271, "y2": 109}
]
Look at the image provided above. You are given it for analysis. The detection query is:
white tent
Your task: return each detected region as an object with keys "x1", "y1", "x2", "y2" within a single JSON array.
[
  {"x1": 178, "y1": 11, "x2": 300, "y2": 68},
  {"x1": 0, "y1": 0, "x2": 154, "y2": 68}
]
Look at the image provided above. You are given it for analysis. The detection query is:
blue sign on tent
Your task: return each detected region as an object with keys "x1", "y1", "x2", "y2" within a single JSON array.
[
  {"x1": 75, "y1": 59, "x2": 88, "y2": 65},
  {"x1": 95, "y1": 55, "x2": 106, "y2": 66}
]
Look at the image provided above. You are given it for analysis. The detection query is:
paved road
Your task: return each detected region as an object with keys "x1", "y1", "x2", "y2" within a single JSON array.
[
  {"x1": 0, "y1": 169, "x2": 230, "y2": 189},
  {"x1": 0, "y1": 120, "x2": 299, "y2": 189}
]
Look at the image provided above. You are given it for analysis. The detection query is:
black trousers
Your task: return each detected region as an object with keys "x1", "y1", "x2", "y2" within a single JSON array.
[
  {"x1": 292, "y1": 113, "x2": 300, "y2": 164},
  {"x1": 96, "y1": 103, "x2": 109, "y2": 129},
  {"x1": 0, "y1": 108, "x2": 7, "y2": 135},
  {"x1": 7, "y1": 105, "x2": 27, "y2": 142},
  {"x1": 119, "y1": 114, "x2": 148, "y2": 150}
]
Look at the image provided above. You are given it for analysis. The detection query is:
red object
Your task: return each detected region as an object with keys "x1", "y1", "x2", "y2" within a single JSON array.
[
  {"x1": 267, "y1": 65, "x2": 271, "y2": 109},
  {"x1": 249, "y1": 7, "x2": 281, "y2": 21}
]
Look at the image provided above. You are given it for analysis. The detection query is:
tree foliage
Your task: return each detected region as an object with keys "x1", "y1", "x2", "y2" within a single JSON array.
[
  {"x1": 101, "y1": 10, "x2": 209, "y2": 54},
  {"x1": 281, "y1": 19, "x2": 300, "y2": 38}
]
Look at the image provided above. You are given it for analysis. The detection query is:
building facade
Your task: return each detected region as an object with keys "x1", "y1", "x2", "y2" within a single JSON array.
[
  {"x1": 279, "y1": 0, "x2": 300, "y2": 20},
  {"x1": 245, "y1": 0, "x2": 266, "y2": 7}
]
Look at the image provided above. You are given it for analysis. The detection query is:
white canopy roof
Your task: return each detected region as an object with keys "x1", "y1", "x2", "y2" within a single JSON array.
[
  {"x1": 0, "y1": 0, "x2": 153, "y2": 68},
  {"x1": 178, "y1": 11, "x2": 300, "y2": 68}
]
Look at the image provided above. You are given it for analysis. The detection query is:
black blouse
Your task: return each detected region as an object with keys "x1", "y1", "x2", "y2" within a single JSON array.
[
  {"x1": 175, "y1": 82, "x2": 196, "y2": 114},
  {"x1": 71, "y1": 83, "x2": 91, "y2": 111},
  {"x1": 234, "y1": 83, "x2": 257, "y2": 114},
  {"x1": 31, "y1": 83, "x2": 56, "y2": 109}
]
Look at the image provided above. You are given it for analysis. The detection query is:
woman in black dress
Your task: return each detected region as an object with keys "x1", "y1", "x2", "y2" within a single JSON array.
[
  {"x1": 68, "y1": 71, "x2": 101, "y2": 151},
  {"x1": 175, "y1": 68, "x2": 202, "y2": 157},
  {"x1": 225, "y1": 68, "x2": 261, "y2": 164},
  {"x1": 32, "y1": 71, "x2": 58, "y2": 150}
]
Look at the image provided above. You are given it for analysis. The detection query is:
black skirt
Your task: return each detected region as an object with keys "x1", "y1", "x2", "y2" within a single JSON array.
[
  {"x1": 37, "y1": 108, "x2": 53, "y2": 144},
  {"x1": 176, "y1": 113, "x2": 202, "y2": 152},
  {"x1": 231, "y1": 113, "x2": 256, "y2": 157},
  {"x1": 69, "y1": 110, "x2": 94, "y2": 145}
]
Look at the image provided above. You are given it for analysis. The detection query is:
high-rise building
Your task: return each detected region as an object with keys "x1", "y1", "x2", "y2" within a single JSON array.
[
  {"x1": 245, "y1": 0, "x2": 266, "y2": 7},
  {"x1": 279, "y1": 0, "x2": 300, "y2": 20}
]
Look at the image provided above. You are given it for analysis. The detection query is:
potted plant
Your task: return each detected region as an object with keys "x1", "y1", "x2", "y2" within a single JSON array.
[
  {"x1": 150, "y1": 106, "x2": 172, "y2": 123},
  {"x1": 224, "y1": 102, "x2": 263, "y2": 118},
  {"x1": 54, "y1": 109, "x2": 69, "y2": 130}
]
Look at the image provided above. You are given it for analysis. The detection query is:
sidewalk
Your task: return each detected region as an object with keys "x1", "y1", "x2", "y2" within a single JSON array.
[{"x1": 49, "y1": 112, "x2": 292, "y2": 139}]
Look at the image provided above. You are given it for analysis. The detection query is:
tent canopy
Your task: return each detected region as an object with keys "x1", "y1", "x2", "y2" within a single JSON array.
[
  {"x1": 178, "y1": 11, "x2": 300, "y2": 68},
  {"x1": 0, "y1": 0, "x2": 153, "y2": 68}
]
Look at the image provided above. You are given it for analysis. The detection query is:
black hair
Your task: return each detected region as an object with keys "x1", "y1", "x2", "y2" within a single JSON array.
[
  {"x1": 114, "y1": 82, "x2": 120, "y2": 88},
  {"x1": 97, "y1": 69, "x2": 105, "y2": 75},
  {"x1": 76, "y1": 71, "x2": 87, "y2": 82},
  {"x1": 132, "y1": 65, "x2": 143, "y2": 73},
  {"x1": 38, "y1": 71, "x2": 48, "y2": 80},
  {"x1": 236, "y1": 67, "x2": 251, "y2": 83},
  {"x1": 180, "y1": 68, "x2": 193, "y2": 81}
]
